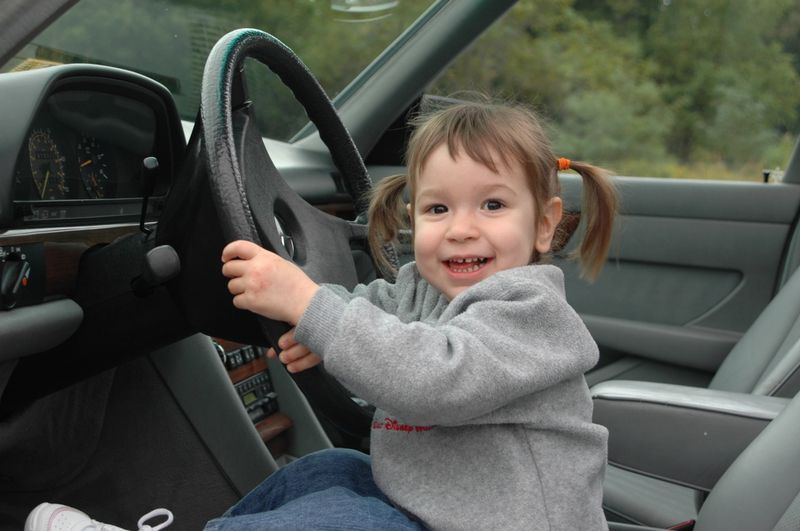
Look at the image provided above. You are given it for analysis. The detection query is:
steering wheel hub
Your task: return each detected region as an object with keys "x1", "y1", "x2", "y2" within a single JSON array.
[{"x1": 274, "y1": 216, "x2": 295, "y2": 259}]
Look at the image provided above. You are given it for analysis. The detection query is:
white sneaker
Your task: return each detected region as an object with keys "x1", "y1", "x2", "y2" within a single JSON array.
[{"x1": 25, "y1": 503, "x2": 173, "y2": 531}]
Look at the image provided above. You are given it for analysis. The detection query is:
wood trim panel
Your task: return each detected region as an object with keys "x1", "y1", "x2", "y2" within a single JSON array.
[
  {"x1": 43, "y1": 242, "x2": 87, "y2": 296},
  {"x1": 0, "y1": 223, "x2": 143, "y2": 246},
  {"x1": 0, "y1": 224, "x2": 143, "y2": 298},
  {"x1": 255, "y1": 412, "x2": 293, "y2": 443},
  {"x1": 228, "y1": 356, "x2": 268, "y2": 384}
]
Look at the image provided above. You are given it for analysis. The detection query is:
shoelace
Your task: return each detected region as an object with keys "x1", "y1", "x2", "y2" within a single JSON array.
[{"x1": 137, "y1": 508, "x2": 173, "y2": 531}]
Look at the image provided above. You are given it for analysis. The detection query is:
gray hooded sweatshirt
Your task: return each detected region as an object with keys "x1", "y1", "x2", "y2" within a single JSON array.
[{"x1": 295, "y1": 262, "x2": 608, "y2": 531}]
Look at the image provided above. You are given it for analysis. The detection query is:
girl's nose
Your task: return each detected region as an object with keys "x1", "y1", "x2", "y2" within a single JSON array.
[{"x1": 445, "y1": 212, "x2": 479, "y2": 241}]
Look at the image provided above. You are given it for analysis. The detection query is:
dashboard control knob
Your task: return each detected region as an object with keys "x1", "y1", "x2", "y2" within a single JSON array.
[
  {"x1": 131, "y1": 244, "x2": 181, "y2": 296},
  {"x1": 212, "y1": 341, "x2": 228, "y2": 367},
  {"x1": 1, "y1": 254, "x2": 31, "y2": 310}
]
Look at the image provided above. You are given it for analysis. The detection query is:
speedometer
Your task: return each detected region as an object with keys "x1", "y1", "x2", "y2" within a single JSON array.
[{"x1": 28, "y1": 129, "x2": 69, "y2": 200}]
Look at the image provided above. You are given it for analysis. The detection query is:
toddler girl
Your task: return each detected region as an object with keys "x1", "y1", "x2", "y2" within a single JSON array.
[{"x1": 213, "y1": 100, "x2": 617, "y2": 530}]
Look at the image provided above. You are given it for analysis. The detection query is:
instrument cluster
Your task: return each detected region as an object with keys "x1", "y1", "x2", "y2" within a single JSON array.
[
  {"x1": 12, "y1": 87, "x2": 170, "y2": 209},
  {"x1": 20, "y1": 126, "x2": 131, "y2": 200}
]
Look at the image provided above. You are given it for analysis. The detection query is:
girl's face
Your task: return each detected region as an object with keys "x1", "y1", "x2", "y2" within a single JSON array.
[{"x1": 411, "y1": 144, "x2": 561, "y2": 300}]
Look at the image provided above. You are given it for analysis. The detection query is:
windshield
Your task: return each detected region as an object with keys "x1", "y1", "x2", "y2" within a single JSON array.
[{"x1": 2, "y1": 0, "x2": 436, "y2": 141}]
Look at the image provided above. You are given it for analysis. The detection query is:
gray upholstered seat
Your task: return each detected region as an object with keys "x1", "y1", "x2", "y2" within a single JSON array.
[
  {"x1": 607, "y1": 387, "x2": 800, "y2": 531},
  {"x1": 602, "y1": 265, "x2": 800, "y2": 526}
]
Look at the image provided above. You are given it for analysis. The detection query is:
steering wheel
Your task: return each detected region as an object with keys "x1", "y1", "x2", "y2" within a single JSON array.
[{"x1": 200, "y1": 29, "x2": 378, "y2": 438}]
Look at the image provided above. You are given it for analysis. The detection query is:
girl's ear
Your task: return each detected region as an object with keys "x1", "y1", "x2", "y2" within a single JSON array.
[{"x1": 535, "y1": 197, "x2": 563, "y2": 254}]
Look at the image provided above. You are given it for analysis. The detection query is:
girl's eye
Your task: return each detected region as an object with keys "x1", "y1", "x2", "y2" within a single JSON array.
[
  {"x1": 428, "y1": 204, "x2": 448, "y2": 214},
  {"x1": 483, "y1": 200, "x2": 504, "y2": 211}
]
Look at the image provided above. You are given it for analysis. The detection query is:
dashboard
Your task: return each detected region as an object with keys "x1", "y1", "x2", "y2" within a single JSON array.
[{"x1": 0, "y1": 65, "x2": 185, "y2": 313}]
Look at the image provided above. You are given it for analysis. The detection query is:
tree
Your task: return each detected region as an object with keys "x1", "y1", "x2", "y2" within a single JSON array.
[
  {"x1": 644, "y1": 0, "x2": 799, "y2": 164},
  {"x1": 431, "y1": 0, "x2": 800, "y2": 178}
]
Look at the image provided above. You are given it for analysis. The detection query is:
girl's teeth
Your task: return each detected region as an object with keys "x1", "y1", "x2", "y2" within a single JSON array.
[{"x1": 448, "y1": 258, "x2": 485, "y2": 272}]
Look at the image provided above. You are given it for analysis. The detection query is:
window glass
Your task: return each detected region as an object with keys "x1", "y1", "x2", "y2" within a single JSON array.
[
  {"x1": 3, "y1": 0, "x2": 435, "y2": 141},
  {"x1": 430, "y1": 0, "x2": 800, "y2": 181}
]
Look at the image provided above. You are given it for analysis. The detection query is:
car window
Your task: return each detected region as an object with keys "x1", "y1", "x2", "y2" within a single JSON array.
[
  {"x1": 1, "y1": 0, "x2": 436, "y2": 141},
  {"x1": 430, "y1": 0, "x2": 800, "y2": 182}
]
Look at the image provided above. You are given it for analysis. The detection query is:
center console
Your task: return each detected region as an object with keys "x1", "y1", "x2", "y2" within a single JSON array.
[{"x1": 213, "y1": 338, "x2": 294, "y2": 458}]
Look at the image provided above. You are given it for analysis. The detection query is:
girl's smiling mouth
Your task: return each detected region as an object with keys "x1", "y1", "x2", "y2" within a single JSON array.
[{"x1": 444, "y1": 256, "x2": 492, "y2": 274}]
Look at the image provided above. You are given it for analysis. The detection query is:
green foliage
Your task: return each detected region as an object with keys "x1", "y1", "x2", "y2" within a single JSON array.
[
  {"x1": 553, "y1": 85, "x2": 671, "y2": 165},
  {"x1": 431, "y1": 0, "x2": 800, "y2": 181}
]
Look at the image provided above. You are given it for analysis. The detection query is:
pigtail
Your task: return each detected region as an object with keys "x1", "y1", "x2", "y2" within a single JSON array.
[
  {"x1": 368, "y1": 173, "x2": 410, "y2": 277},
  {"x1": 567, "y1": 161, "x2": 618, "y2": 280}
]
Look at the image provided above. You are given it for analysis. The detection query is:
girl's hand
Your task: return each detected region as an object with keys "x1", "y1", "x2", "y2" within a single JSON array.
[
  {"x1": 221, "y1": 240, "x2": 319, "y2": 324},
  {"x1": 266, "y1": 327, "x2": 322, "y2": 373}
]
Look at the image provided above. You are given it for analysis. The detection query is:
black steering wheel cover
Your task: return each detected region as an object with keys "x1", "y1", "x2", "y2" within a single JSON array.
[
  {"x1": 201, "y1": 28, "x2": 372, "y2": 232},
  {"x1": 200, "y1": 29, "x2": 375, "y2": 438}
]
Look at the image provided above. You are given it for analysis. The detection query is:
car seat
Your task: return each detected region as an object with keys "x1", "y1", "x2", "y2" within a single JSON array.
[
  {"x1": 601, "y1": 264, "x2": 800, "y2": 526},
  {"x1": 606, "y1": 383, "x2": 800, "y2": 531}
]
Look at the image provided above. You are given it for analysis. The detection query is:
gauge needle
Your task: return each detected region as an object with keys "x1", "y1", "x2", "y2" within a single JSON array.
[{"x1": 42, "y1": 169, "x2": 50, "y2": 198}]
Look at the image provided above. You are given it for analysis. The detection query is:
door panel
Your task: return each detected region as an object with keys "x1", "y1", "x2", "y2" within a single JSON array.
[
  {"x1": 558, "y1": 175, "x2": 800, "y2": 384},
  {"x1": 558, "y1": 213, "x2": 790, "y2": 331},
  {"x1": 562, "y1": 259, "x2": 742, "y2": 326}
]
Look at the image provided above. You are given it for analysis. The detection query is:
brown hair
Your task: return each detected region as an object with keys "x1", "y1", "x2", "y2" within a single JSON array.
[{"x1": 368, "y1": 100, "x2": 617, "y2": 280}]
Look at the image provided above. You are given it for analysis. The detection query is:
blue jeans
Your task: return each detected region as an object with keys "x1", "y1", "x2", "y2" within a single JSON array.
[{"x1": 204, "y1": 448, "x2": 425, "y2": 531}]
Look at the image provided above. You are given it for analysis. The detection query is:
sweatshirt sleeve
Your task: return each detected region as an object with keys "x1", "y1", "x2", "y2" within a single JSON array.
[
  {"x1": 295, "y1": 267, "x2": 598, "y2": 426},
  {"x1": 319, "y1": 262, "x2": 420, "y2": 313}
]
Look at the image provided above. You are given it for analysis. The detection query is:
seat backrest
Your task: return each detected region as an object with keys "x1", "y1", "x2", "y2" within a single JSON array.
[
  {"x1": 694, "y1": 389, "x2": 800, "y2": 531},
  {"x1": 709, "y1": 266, "x2": 800, "y2": 397}
]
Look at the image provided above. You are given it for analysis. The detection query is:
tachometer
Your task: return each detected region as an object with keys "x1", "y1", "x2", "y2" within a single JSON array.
[
  {"x1": 28, "y1": 129, "x2": 69, "y2": 200},
  {"x1": 77, "y1": 135, "x2": 114, "y2": 198}
]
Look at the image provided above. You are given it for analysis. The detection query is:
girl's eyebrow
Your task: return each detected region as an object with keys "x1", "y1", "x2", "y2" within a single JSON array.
[
  {"x1": 415, "y1": 189, "x2": 442, "y2": 202},
  {"x1": 417, "y1": 182, "x2": 516, "y2": 201},
  {"x1": 477, "y1": 183, "x2": 517, "y2": 195}
]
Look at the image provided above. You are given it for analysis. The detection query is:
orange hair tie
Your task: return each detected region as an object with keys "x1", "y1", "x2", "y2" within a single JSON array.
[{"x1": 557, "y1": 158, "x2": 571, "y2": 171}]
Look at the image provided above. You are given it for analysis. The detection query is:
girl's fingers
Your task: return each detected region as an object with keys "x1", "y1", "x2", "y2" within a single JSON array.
[
  {"x1": 227, "y1": 278, "x2": 244, "y2": 295},
  {"x1": 221, "y1": 240, "x2": 260, "y2": 262},
  {"x1": 277, "y1": 328, "x2": 298, "y2": 350},
  {"x1": 278, "y1": 342, "x2": 310, "y2": 363},
  {"x1": 221, "y1": 259, "x2": 247, "y2": 278},
  {"x1": 231, "y1": 293, "x2": 248, "y2": 309},
  {"x1": 286, "y1": 353, "x2": 322, "y2": 373}
]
